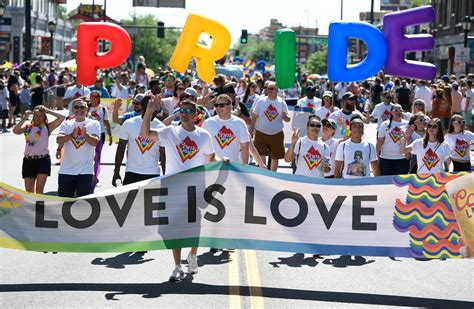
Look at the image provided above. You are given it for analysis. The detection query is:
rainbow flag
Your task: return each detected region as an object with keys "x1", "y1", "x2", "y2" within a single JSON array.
[
  {"x1": 243, "y1": 59, "x2": 251, "y2": 68},
  {"x1": 264, "y1": 65, "x2": 273, "y2": 72},
  {"x1": 247, "y1": 61, "x2": 256, "y2": 72}
]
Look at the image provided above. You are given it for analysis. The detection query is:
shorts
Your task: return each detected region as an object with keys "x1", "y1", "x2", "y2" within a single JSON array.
[
  {"x1": 56, "y1": 86, "x2": 66, "y2": 97},
  {"x1": 123, "y1": 172, "x2": 160, "y2": 185},
  {"x1": 0, "y1": 109, "x2": 8, "y2": 119},
  {"x1": 254, "y1": 130, "x2": 285, "y2": 159},
  {"x1": 22, "y1": 155, "x2": 51, "y2": 178}
]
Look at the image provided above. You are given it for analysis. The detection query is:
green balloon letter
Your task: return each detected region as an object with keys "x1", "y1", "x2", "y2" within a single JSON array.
[{"x1": 275, "y1": 29, "x2": 296, "y2": 89}]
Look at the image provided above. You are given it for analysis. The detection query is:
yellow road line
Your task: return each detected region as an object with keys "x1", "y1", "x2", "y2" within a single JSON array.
[
  {"x1": 244, "y1": 250, "x2": 264, "y2": 309},
  {"x1": 228, "y1": 250, "x2": 241, "y2": 309}
]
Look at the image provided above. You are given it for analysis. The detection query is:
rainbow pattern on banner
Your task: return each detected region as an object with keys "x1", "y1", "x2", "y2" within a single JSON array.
[
  {"x1": 392, "y1": 173, "x2": 463, "y2": 259},
  {"x1": 0, "y1": 188, "x2": 25, "y2": 218},
  {"x1": 134, "y1": 136, "x2": 155, "y2": 154}
]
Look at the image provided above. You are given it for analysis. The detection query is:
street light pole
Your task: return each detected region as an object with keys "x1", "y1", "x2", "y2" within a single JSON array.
[
  {"x1": 48, "y1": 21, "x2": 56, "y2": 67},
  {"x1": 25, "y1": 0, "x2": 31, "y2": 61},
  {"x1": 462, "y1": 16, "x2": 472, "y2": 75}
]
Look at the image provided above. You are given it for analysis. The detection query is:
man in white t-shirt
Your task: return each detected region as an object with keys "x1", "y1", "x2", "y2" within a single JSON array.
[
  {"x1": 141, "y1": 97, "x2": 216, "y2": 282},
  {"x1": 113, "y1": 94, "x2": 166, "y2": 186},
  {"x1": 370, "y1": 91, "x2": 394, "y2": 130},
  {"x1": 56, "y1": 98, "x2": 100, "y2": 197},
  {"x1": 414, "y1": 80, "x2": 433, "y2": 113},
  {"x1": 334, "y1": 118, "x2": 380, "y2": 179},
  {"x1": 250, "y1": 82, "x2": 291, "y2": 171},
  {"x1": 64, "y1": 83, "x2": 91, "y2": 115},
  {"x1": 202, "y1": 94, "x2": 250, "y2": 164},
  {"x1": 111, "y1": 73, "x2": 130, "y2": 100},
  {"x1": 296, "y1": 86, "x2": 321, "y2": 110},
  {"x1": 329, "y1": 92, "x2": 365, "y2": 139}
]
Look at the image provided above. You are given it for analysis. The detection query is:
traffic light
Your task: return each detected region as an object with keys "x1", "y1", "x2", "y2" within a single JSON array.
[
  {"x1": 240, "y1": 29, "x2": 248, "y2": 44},
  {"x1": 157, "y1": 22, "x2": 165, "y2": 38}
]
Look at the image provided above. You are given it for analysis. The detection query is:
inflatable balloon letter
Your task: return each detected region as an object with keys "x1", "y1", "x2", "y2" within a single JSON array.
[
  {"x1": 274, "y1": 29, "x2": 296, "y2": 89},
  {"x1": 383, "y1": 5, "x2": 436, "y2": 80},
  {"x1": 169, "y1": 14, "x2": 231, "y2": 84},
  {"x1": 76, "y1": 23, "x2": 132, "y2": 85},
  {"x1": 328, "y1": 22, "x2": 387, "y2": 82}
]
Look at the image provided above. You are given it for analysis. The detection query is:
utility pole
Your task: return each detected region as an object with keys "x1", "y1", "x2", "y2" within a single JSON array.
[
  {"x1": 340, "y1": 0, "x2": 343, "y2": 20},
  {"x1": 25, "y1": 0, "x2": 31, "y2": 61},
  {"x1": 370, "y1": 0, "x2": 374, "y2": 24}
]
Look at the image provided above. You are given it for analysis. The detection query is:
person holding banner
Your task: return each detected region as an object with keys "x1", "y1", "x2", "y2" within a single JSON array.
[
  {"x1": 444, "y1": 114, "x2": 473, "y2": 172},
  {"x1": 13, "y1": 105, "x2": 65, "y2": 194},
  {"x1": 401, "y1": 118, "x2": 451, "y2": 174},
  {"x1": 141, "y1": 96, "x2": 217, "y2": 282},
  {"x1": 56, "y1": 98, "x2": 100, "y2": 197},
  {"x1": 334, "y1": 118, "x2": 380, "y2": 178},
  {"x1": 284, "y1": 115, "x2": 331, "y2": 178}
]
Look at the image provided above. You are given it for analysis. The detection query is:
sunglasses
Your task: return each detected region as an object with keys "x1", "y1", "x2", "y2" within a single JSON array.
[
  {"x1": 215, "y1": 102, "x2": 231, "y2": 108},
  {"x1": 427, "y1": 124, "x2": 438, "y2": 129},
  {"x1": 179, "y1": 108, "x2": 196, "y2": 114},
  {"x1": 351, "y1": 124, "x2": 364, "y2": 128},
  {"x1": 73, "y1": 105, "x2": 87, "y2": 110},
  {"x1": 308, "y1": 123, "x2": 322, "y2": 128},
  {"x1": 453, "y1": 120, "x2": 465, "y2": 125},
  {"x1": 251, "y1": 85, "x2": 257, "y2": 88},
  {"x1": 166, "y1": 78, "x2": 175, "y2": 82},
  {"x1": 416, "y1": 118, "x2": 427, "y2": 123},
  {"x1": 414, "y1": 103, "x2": 424, "y2": 106},
  {"x1": 177, "y1": 87, "x2": 186, "y2": 91},
  {"x1": 386, "y1": 96, "x2": 394, "y2": 99}
]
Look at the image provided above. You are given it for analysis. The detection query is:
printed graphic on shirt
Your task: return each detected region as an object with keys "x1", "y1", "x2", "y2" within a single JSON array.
[
  {"x1": 215, "y1": 125, "x2": 236, "y2": 149},
  {"x1": 382, "y1": 110, "x2": 391, "y2": 121},
  {"x1": 422, "y1": 148, "x2": 440, "y2": 171},
  {"x1": 303, "y1": 146, "x2": 323, "y2": 171},
  {"x1": 454, "y1": 138, "x2": 468, "y2": 158},
  {"x1": 388, "y1": 127, "x2": 403, "y2": 143},
  {"x1": 176, "y1": 136, "x2": 200, "y2": 162},
  {"x1": 346, "y1": 150, "x2": 366, "y2": 176},
  {"x1": 71, "y1": 126, "x2": 86, "y2": 149},
  {"x1": 90, "y1": 111, "x2": 101, "y2": 121},
  {"x1": 307, "y1": 102, "x2": 315, "y2": 109},
  {"x1": 264, "y1": 104, "x2": 279, "y2": 122},
  {"x1": 134, "y1": 136, "x2": 156, "y2": 154}
]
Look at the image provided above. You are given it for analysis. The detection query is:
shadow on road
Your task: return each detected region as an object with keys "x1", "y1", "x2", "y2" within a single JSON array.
[
  {"x1": 91, "y1": 252, "x2": 154, "y2": 269},
  {"x1": 0, "y1": 282, "x2": 472, "y2": 308},
  {"x1": 269, "y1": 253, "x2": 319, "y2": 268},
  {"x1": 322, "y1": 255, "x2": 375, "y2": 268},
  {"x1": 195, "y1": 250, "x2": 231, "y2": 267}
]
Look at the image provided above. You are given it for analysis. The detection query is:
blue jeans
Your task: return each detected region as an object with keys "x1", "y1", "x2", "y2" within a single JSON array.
[{"x1": 58, "y1": 174, "x2": 93, "y2": 198}]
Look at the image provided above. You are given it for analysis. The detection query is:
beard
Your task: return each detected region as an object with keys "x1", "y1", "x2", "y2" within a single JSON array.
[{"x1": 344, "y1": 102, "x2": 355, "y2": 111}]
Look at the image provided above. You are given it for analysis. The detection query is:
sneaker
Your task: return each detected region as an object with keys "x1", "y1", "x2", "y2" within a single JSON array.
[
  {"x1": 187, "y1": 253, "x2": 198, "y2": 274},
  {"x1": 209, "y1": 247, "x2": 220, "y2": 253},
  {"x1": 169, "y1": 265, "x2": 185, "y2": 282},
  {"x1": 2, "y1": 128, "x2": 10, "y2": 133}
]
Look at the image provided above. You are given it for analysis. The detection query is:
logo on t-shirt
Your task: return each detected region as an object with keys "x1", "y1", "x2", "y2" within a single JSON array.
[
  {"x1": 71, "y1": 126, "x2": 86, "y2": 149},
  {"x1": 90, "y1": 110, "x2": 101, "y2": 121},
  {"x1": 422, "y1": 148, "x2": 440, "y2": 171},
  {"x1": 303, "y1": 146, "x2": 323, "y2": 171},
  {"x1": 388, "y1": 127, "x2": 403, "y2": 143},
  {"x1": 454, "y1": 138, "x2": 468, "y2": 158},
  {"x1": 176, "y1": 136, "x2": 200, "y2": 162},
  {"x1": 306, "y1": 101, "x2": 315, "y2": 109},
  {"x1": 135, "y1": 136, "x2": 155, "y2": 154},
  {"x1": 215, "y1": 125, "x2": 236, "y2": 149},
  {"x1": 382, "y1": 110, "x2": 391, "y2": 121},
  {"x1": 264, "y1": 104, "x2": 279, "y2": 122}
]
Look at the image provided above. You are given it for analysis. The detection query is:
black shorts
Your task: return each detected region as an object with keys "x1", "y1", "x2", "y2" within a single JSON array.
[
  {"x1": 22, "y1": 155, "x2": 51, "y2": 178},
  {"x1": 0, "y1": 109, "x2": 7, "y2": 119},
  {"x1": 56, "y1": 86, "x2": 66, "y2": 97},
  {"x1": 123, "y1": 172, "x2": 159, "y2": 185}
]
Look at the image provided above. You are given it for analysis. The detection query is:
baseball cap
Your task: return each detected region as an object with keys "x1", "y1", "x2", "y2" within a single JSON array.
[
  {"x1": 183, "y1": 87, "x2": 198, "y2": 97},
  {"x1": 133, "y1": 93, "x2": 146, "y2": 103},
  {"x1": 322, "y1": 91, "x2": 333, "y2": 98},
  {"x1": 342, "y1": 92, "x2": 356, "y2": 100},
  {"x1": 321, "y1": 118, "x2": 337, "y2": 130}
]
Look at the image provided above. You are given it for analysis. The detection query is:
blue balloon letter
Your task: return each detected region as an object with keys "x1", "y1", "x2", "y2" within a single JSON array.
[{"x1": 328, "y1": 22, "x2": 387, "y2": 82}]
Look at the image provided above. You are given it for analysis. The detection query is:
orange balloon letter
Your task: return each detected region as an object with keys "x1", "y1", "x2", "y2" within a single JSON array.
[
  {"x1": 169, "y1": 14, "x2": 231, "y2": 84},
  {"x1": 77, "y1": 22, "x2": 132, "y2": 85}
]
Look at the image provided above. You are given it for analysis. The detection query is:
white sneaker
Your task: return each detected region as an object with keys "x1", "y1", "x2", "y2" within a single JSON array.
[
  {"x1": 187, "y1": 253, "x2": 198, "y2": 274},
  {"x1": 169, "y1": 265, "x2": 185, "y2": 282}
]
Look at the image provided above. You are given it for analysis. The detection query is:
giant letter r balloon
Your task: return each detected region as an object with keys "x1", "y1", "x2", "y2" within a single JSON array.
[
  {"x1": 77, "y1": 23, "x2": 132, "y2": 85},
  {"x1": 328, "y1": 22, "x2": 387, "y2": 82},
  {"x1": 274, "y1": 29, "x2": 296, "y2": 89},
  {"x1": 169, "y1": 14, "x2": 231, "y2": 84}
]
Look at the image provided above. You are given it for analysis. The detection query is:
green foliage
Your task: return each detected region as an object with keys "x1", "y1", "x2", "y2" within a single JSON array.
[
  {"x1": 122, "y1": 15, "x2": 180, "y2": 70},
  {"x1": 410, "y1": 0, "x2": 430, "y2": 8},
  {"x1": 233, "y1": 38, "x2": 274, "y2": 62},
  {"x1": 305, "y1": 46, "x2": 328, "y2": 74}
]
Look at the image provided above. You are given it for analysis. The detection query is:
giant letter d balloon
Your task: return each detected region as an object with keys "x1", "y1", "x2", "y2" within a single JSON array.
[{"x1": 77, "y1": 23, "x2": 132, "y2": 85}]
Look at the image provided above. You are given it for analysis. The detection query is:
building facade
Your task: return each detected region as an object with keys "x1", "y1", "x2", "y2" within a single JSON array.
[{"x1": 0, "y1": 0, "x2": 74, "y2": 64}]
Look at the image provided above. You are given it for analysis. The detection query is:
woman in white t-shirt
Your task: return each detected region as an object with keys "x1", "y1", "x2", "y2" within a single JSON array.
[
  {"x1": 284, "y1": 115, "x2": 331, "y2": 178},
  {"x1": 12, "y1": 105, "x2": 65, "y2": 193},
  {"x1": 241, "y1": 81, "x2": 259, "y2": 111},
  {"x1": 402, "y1": 112, "x2": 429, "y2": 173},
  {"x1": 445, "y1": 114, "x2": 473, "y2": 172},
  {"x1": 162, "y1": 81, "x2": 186, "y2": 114},
  {"x1": 401, "y1": 118, "x2": 451, "y2": 174},
  {"x1": 376, "y1": 104, "x2": 410, "y2": 175},
  {"x1": 321, "y1": 118, "x2": 341, "y2": 178},
  {"x1": 315, "y1": 91, "x2": 339, "y2": 121}
]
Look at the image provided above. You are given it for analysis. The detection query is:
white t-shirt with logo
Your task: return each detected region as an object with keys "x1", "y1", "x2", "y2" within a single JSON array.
[
  {"x1": 329, "y1": 110, "x2": 363, "y2": 139},
  {"x1": 445, "y1": 131, "x2": 474, "y2": 161},
  {"x1": 155, "y1": 125, "x2": 214, "y2": 175},
  {"x1": 335, "y1": 140, "x2": 377, "y2": 179},
  {"x1": 322, "y1": 137, "x2": 341, "y2": 177},
  {"x1": 58, "y1": 118, "x2": 101, "y2": 175},
  {"x1": 371, "y1": 102, "x2": 393, "y2": 129},
  {"x1": 162, "y1": 97, "x2": 180, "y2": 114},
  {"x1": 296, "y1": 97, "x2": 321, "y2": 109},
  {"x1": 294, "y1": 136, "x2": 330, "y2": 178},
  {"x1": 201, "y1": 115, "x2": 250, "y2": 163},
  {"x1": 378, "y1": 119, "x2": 409, "y2": 160},
  {"x1": 315, "y1": 106, "x2": 339, "y2": 121},
  {"x1": 408, "y1": 140, "x2": 450, "y2": 174},
  {"x1": 88, "y1": 105, "x2": 109, "y2": 133},
  {"x1": 119, "y1": 116, "x2": 165, "y2": 175},
  {"x1": 111, "y1": 85, "x2": 129, "y2": 99},
  {"x1": 64, "y1": 85, "x2": 91, "y2": 100},
  {"x1": 252, "y1": 96, "x2": 289, "y2": 135}
]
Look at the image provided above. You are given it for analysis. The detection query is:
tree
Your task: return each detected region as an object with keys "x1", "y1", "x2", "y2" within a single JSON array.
[
  {"x1": 232, "y1": 37, "x2": 274, "y2": 62},
  {"x1": 121, "y1": 15, "x2": 180, "y2": 70},
  {"x1": 305, "y1": 46, "x2": 328, "y2": 74}
]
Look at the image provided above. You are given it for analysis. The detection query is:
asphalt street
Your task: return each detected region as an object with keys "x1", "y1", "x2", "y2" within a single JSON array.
[{"x1": 0, "y1": 111, "x2": 473, "y2": 308}]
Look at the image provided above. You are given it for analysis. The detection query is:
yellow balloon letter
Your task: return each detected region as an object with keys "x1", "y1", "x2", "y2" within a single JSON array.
[{"x1": 169, "y1": 14, "x2": 231, "y2": 84}]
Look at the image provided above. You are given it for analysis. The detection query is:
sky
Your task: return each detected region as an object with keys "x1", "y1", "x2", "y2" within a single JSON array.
[{"x1": 66, "y1": 0, "x2": 383, "y2": 44}]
